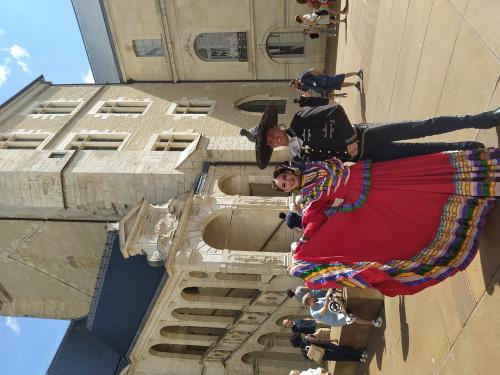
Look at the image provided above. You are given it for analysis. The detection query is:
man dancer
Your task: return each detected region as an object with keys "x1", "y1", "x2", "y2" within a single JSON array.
[{"x1": 240, "y1": 104, "x2": 499, "y2": 168}]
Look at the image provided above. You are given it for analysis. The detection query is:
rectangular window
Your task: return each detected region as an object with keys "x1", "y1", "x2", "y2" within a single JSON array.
[
  {"x1": 152, "y1": 133, "x2": 198, "y2": 152},
  {"x1": 29, "y1": 101, "x2": 80, "y2": 115},
  {"x1": 0, "y1": 133, "x2": 50, "y2": 149},
  {"x1": 133, "y1": 39, "x2": 165, "y2": 57},
  {"x1": 267, "y1": 32, "x2": 305, "y2": 58},
  {"x1": 97, "y1": 101, "x2": 149, "y2": 115},
  {"x1": 65, "y1": 133, "x2": 128, "y2": 151},
  {"x1": 168, "y1": 100, "x2": 214, "y2": 116}
]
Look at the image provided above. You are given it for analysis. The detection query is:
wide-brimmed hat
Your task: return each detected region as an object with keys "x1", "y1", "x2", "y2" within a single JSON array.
[
  {"x1": 240, "y1": 104, "x2": 278, "y2": 169},
  {"x1": 255, "y1": 104, "x2": 278, "y2": 169}
]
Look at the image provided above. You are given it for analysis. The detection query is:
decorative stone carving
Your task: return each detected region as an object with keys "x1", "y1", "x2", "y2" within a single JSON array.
[
  {"x1": 254, "y1": 291, "x2": 286, "y2": 306},
  {"x1": 239, "y1": 312, "x2": 268, "y2": 325},
  {"x1": 118, "y1": 195, "x2": 191, "y2": 265}
]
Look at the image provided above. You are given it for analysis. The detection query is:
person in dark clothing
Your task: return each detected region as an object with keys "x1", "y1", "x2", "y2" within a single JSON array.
[
  {"x1": 282, "y1": 318, "x2": 317, "y2": 334},
  {"x1": 279, "y1": 211, "x2": 303, "y2": 230},
  {"x1": 241, "y1": 103, "x2": 499, "y2": 169},
  {"x1": 294, "y1": 96, "x2": 330, "y2": 107},
  {"x1": 290, "y1": 332, "x2": 367, "y2": 363},
  {"x1": 290, "y1": 68, "x2": 362, "y2": 96}
]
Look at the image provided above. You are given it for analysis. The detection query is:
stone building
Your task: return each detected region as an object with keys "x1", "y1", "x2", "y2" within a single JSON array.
[
  {"x1": 72, "y1": 0, "x2": 330, "y2": 83},
  {"x1": 0, "y1": 76, "x2": 316, "y2": 373}
]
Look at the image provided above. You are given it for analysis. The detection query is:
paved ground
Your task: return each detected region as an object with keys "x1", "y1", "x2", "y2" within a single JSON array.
[{"x1": 329, "y1": 1, "x2": 500, "y2": 374}]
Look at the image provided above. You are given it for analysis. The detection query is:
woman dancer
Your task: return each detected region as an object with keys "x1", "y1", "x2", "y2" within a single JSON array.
[{"x1": 272, "y1": 148, "x2": 500, "y2": 296}]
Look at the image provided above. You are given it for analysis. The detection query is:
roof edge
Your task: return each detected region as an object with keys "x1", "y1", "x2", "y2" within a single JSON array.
[{"x1": 0, "y1": 74, "x2": 46, "y2": 111}]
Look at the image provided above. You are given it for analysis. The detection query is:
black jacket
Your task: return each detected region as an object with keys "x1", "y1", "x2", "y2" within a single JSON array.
[{"x1": 289, "y1": 104, "x2": 363, "y2": 162}]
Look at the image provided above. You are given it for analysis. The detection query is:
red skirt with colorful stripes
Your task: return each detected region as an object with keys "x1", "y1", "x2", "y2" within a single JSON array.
[{"x1": 291, "y1": 148, "x2": 499, "y2": 296}]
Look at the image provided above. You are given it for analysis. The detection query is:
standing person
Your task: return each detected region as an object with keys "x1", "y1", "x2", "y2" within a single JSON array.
[
  {"x1": 270, "y1": 148, "x2": 500, "y2": 296},
  {"x1": 294, "y1": 93, "x2": 347, "y2": 108},
  {"x1": 279, "y1": 211, "x2": 303, "y2": 231},
  {"x1": 290, "y1": 332, "x2": 367, "y2": 363},
  {"x1": 286, "y1": 285, "x2": 327, "y2": 304},
  {"x1": 303, "y1": 26, "x2": 337, "y2": 39},
  {"x1": 295, "y1": 10, "x2": 346, "y2": 28},
  {"x1": 303, "y1": 290, "x2": 383, "y2": 328},
  {"x1": 241, "y1": 104, "x2": 498, "y2": 168},
  {"x1": 282, "y1": 318, "x2": 317, "y2": 334},
  {"x1": 290, "y1": 368, "x2": 331, "y2": 375},
  {"x1": 290, "y1": 68, "x2": 362, "y2": 96},
  {"x1": 296, "y1": 0, "x2": 341, "y2": 11}
]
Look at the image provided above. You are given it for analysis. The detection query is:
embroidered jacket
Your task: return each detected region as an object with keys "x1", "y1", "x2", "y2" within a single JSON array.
[{"x1": 289, "y1": 104, "x2": 365, "y2": 162}]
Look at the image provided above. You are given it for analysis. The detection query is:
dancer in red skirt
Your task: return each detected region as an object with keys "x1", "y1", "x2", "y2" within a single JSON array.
[{"x1": 272, "y1": 148, "x2": 500, "y2": 296}]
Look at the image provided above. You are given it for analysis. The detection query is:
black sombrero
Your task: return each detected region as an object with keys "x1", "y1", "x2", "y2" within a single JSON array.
[
  {"x1": 255, "y1": 104, "x2": 278, "y2": 169},
  {"x1": 239, "y1": 104, "x2": 278, "y2": 169}
]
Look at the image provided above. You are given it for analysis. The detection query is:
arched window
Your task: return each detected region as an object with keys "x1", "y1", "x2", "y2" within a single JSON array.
[
  {"x1": 202, "y1": 209, "x2": 296, "y2": 252},
  {"x1": 266, "y1": 32, "x2": 305, "y2": 58},
  {"x1": 237, "y1": 99, "x2": 286, "y2": 114},
  {"x1": 194, "y1": 32, "x2": 248, "y2": 62}
]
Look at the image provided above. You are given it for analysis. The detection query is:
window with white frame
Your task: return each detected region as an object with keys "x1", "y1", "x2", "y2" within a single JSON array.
[
  {"x1": 152, "y1": 133, "x2": 198, "y2": 152},
  {"x1": 133, "y1": 39, "x2": 165, "y2": 57},
  {"x1": 29, "y1": 101, "x2": 80, "y2": 115},
  {"x1": 97, "y1": 101, "x2": 149, "y2": 115},
  {"x1": 266, "y1": 32, "x2": 305, "y2": 58},
  {"x1": 168, "y1": 100, "x2": 214, "y2": 116},
  {"x1": 0, "y1": 133, "x2": 50, "y2": 149},
  {"x1": 65, "y1": 133, "x2": 128, "y2": 151},
  {"x1": 194, "y1": 32, "x2": 248, "y2": 62}
]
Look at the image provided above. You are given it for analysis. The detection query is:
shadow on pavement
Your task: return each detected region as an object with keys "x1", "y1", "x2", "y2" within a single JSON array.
[
  {"x1": 355, "y1": 309, "x2": 387, "y2": 375},
  {"x1": 399, "y1": 296, "x2": 409, "y2": 361},
  {"x1": 359, "y1": 83, "x2": 367, "y2": 122},
  {"x1": 479, "y1": 203, "x2": 500, "y2": 295}
]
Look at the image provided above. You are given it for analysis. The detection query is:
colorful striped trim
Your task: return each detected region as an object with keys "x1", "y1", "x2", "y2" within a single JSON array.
[{"x1": 291, "y1": 148, "x2": 499, "y2": 295}]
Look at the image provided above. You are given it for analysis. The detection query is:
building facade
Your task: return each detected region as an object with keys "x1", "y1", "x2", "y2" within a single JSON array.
[
  {"x1": 0, "y1": 76, "x2": 318, "y2": 373},
  {"x1": 72, "y1": 0, "x2": 330, "y2": 83}
]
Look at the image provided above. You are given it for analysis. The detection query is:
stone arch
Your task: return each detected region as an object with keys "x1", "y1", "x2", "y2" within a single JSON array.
[
  {"x1": 218, "y1": 174, "x2": 288, "y2": 197},
  {"x1": 194, "y1": 32, "x2": 248, "y2": 62},
  {"x1": 241, "y1": 351, "x2": 306, "y2": 364},
  {"x1": 188, "y1": 271, "x2": 209, "y2": 279},
  {"x1": 214, "y1": 272, "x2": 261, "y2": 282},
  {"x1": 180, "y1": 286, "x2": 260, "y2": 303},
  {"x1": 257, "y1": 332, "x2": 294, "y2": 347},
  {"x1": 171, "y1": 307, "x2": 240, "y2": 325},
  {"x1": 160, "y1": 325, "x2": 226, "y2": 338},
  {"x1": 265, "y1": 30, "x2": 307, "y2": 63},
  {"x1": 234, "y1": 95, "x2": 287, "y2": 116},
  {"x1": 202, "y1": 207, "x2": 295, "y2": 252},
  {"x1": 149, "y1": 343, "x2": 207, "y2": 357}
]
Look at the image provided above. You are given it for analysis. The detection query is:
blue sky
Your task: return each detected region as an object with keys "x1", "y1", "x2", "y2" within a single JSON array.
[
  {"x1": 0, "y1": 0, "x2": 93, "y2": 105},
  {"x1": 0, "y1": 1, "x2": 90, "y2": 374},
  {"x1": 0, "y1": 317, "x2": 70, "y2": 375}
]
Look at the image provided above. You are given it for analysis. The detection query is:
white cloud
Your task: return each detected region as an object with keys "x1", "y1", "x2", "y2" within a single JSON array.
[
  {"x1": 9, "y1": 44, "x2": 29, "y2": 60},
  {"x1": 0, "y1": 62, "x2": 9, "y2": 87},
  {"x1": 6, "y1": 44, "x2": 30, "y2": 75},
  {"x1": 5, "y1": 317, "x2": 21, "y2": 334},
  {"x1": 16, "y1": 60, "x2": 30, "y2": 73},
  {"x1": 82, "y1": 68, "x2": 95, "y2": 84},
  {"x1": 0, "y1": 29, "x2": 5, "y2": 37}
]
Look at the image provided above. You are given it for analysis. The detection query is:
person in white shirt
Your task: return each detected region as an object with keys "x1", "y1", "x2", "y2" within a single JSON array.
[{"x1": 289, "y1": 368, "x2": 330, "y2": 375}]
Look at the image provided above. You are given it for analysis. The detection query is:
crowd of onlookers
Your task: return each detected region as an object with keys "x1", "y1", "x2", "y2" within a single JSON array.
[{"x1": 284, "y1": 286, "x2": 382, "y2": 374}]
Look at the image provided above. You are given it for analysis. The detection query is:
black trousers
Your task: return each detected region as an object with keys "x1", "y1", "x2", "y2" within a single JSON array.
[
  {"x1": 321, "y1": 343, "x2": 363, "y2": 362},
  {"x1": 359, "y1": 110, "x2": 495, "y2": 162}
]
